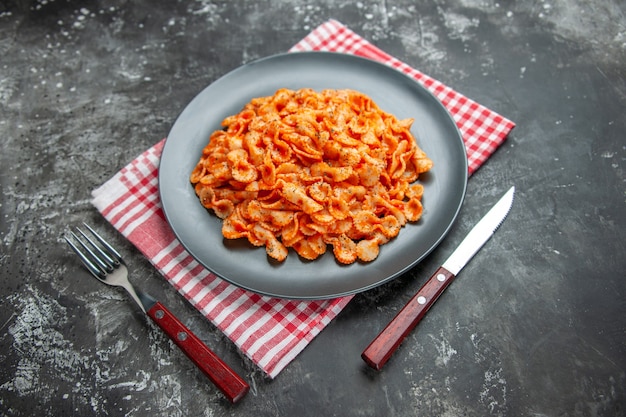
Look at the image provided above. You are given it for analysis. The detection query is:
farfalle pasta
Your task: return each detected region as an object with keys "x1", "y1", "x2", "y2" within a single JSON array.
[{"x1": 190, "y1": 88, "x2": 432, "y2": 264}]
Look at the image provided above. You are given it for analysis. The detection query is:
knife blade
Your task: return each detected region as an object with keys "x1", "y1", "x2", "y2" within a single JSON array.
[{"x1": 361, "y1": 186, "x2": 515, "y2": 370}]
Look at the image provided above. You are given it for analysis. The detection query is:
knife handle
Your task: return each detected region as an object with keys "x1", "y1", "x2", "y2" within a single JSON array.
[
  {"x1": 361, "y1": 266, "x2": 455, "y2": 370},
  {"x1": 147, "y1": 302, "x2": 250, "y2": 403}
]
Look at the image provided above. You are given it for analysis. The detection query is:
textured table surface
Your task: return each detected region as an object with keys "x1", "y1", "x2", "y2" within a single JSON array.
[{"x1": 1, "y1": 1, "x2": 624, "y2": 416}]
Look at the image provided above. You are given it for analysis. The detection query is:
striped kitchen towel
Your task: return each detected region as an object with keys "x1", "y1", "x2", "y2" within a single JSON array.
[{"x1": 91, "y1": 19, "x2": 515, "y2": 378}]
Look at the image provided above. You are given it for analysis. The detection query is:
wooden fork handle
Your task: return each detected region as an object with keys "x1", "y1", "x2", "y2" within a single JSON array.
[
  {"x1": 361, "y1": 266, "x2": 456, "y2": 370},
  {"x1": 147, "y1": 302, "x2": 250, "y2": 403}
]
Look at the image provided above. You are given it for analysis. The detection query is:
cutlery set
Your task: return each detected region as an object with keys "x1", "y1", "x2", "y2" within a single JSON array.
[{"x1": 65, "y1": 187, "x2": 514, "y2": 403}]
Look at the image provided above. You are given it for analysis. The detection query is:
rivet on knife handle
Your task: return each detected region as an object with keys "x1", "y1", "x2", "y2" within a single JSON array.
[
  {"x1": 361, "y1": 266, "x2": 455, "y2": 370},
  {"x1": 147, "y1": 302, "x2": 250, "y2": 403}
]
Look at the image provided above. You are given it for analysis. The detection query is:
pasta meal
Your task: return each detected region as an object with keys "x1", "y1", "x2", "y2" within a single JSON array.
[{"x1": 190, "y1": 88, "x2": 432, "y2": 264}]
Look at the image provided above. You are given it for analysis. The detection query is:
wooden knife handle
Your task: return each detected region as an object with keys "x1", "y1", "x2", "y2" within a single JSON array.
[
  {"x1": 361, "y1": 266, "x2": 456, "y2": 370},
  {"x1": 147, "y1": 302, "x2": 249, "y2": 403}
]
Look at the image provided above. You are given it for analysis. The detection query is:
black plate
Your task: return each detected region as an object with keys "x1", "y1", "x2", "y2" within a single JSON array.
[{"x1": 159, "y1": 52, "x2": 467, "y2": 299}]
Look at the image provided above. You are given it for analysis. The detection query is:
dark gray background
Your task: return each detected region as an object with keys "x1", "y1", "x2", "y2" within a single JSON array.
[{"x1": 1, "y1": 1, "x2": 624, "y2": 416}]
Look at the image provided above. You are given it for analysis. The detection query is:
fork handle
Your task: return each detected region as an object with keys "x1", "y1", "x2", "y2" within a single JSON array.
[{"x1": 146, "y1": 302, "x2": 250, "y2": 403}]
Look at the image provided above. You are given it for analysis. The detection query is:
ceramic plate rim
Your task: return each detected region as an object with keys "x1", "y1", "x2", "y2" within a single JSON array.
[{"x1": 159, "y1": 51, "x2": 467, "y2": 299}]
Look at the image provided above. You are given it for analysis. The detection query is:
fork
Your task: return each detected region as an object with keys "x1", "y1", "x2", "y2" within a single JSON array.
[{"x1": 64, "y1": 223, "x2": 249, "y2": 403}]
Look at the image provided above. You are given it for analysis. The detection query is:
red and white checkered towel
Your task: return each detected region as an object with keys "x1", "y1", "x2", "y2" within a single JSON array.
[{"x1": 91, "y1": 20, "x2": 515, "y2": 378}]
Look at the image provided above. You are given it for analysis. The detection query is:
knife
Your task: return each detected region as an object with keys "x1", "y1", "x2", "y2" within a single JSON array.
[{"x1": 361, "y1": 186, "x2": 515, "y2": 370}]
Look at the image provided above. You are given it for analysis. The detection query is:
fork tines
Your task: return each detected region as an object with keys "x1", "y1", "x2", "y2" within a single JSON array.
[{"x1": 65, "y1": 224, "x2": 123, "y2": 279}]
